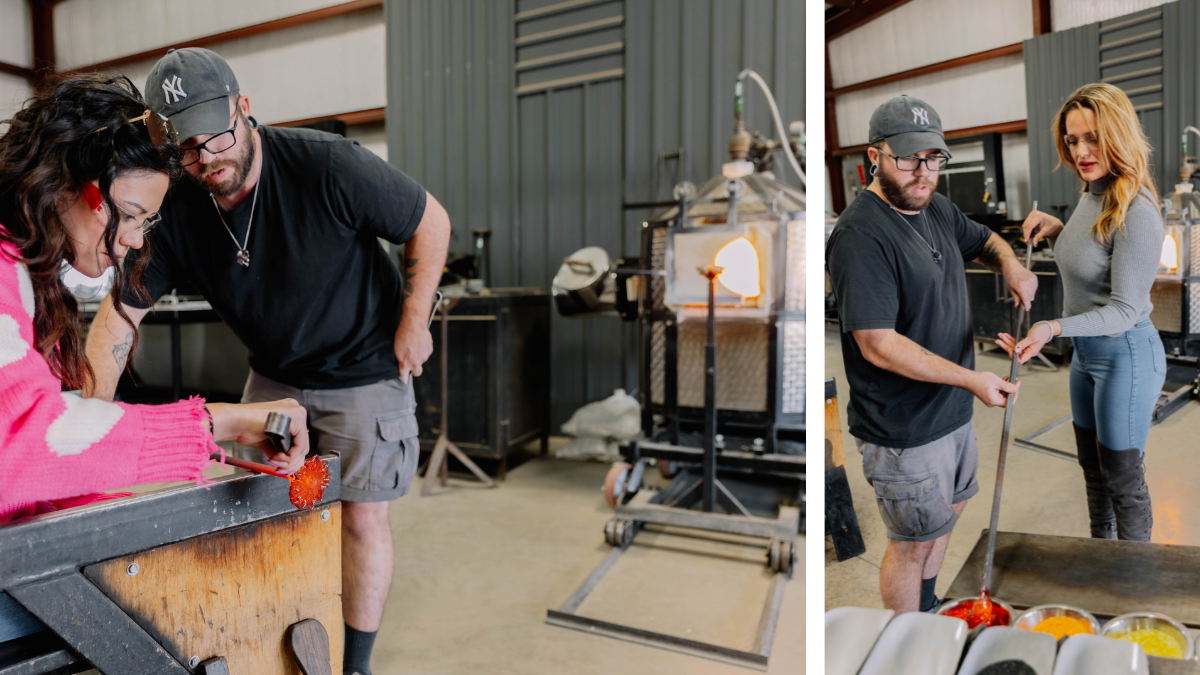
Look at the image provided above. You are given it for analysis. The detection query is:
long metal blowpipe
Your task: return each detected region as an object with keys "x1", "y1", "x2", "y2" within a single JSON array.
[{"x1": 973, "y1": 201, "x2": 1037, "y2": 623}]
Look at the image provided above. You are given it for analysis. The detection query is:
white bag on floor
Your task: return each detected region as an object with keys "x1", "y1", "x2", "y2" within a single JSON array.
[
  {"x1": 554, "y1": 436, "x2": 622, "y2": 462},
  {"x1": 560, "y1": 389, "x2": 641, "y2": 440}
]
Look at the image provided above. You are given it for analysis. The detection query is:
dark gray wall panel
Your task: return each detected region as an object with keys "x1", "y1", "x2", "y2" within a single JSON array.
[
  {"x1": 386, "y1": 0, "x2": 518, "y2": 261},
  {"x1": 1024, "y1": 22, "x2": 1099, "y2": 223},
  {"x1": 623, "y1": 0, "x2": 803, "y2": 258},
  {"x1": 1163, "y1": 0, "x2": 1200, "y2": 196}
]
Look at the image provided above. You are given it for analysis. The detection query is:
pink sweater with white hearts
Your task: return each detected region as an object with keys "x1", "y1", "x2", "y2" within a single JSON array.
[{"x1": 0, "y1": 239, "x2": 218, "y2": 522}]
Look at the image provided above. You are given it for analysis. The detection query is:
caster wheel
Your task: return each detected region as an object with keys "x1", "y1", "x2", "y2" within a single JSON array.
[
  {"x1": 602, "y1": 463, "x2": 632, "y2": 508},
  {"x1": 656, "y1": 459, "x2": 678, "y2": 479},
  {"x1": 768, "y1": 539, "x2": 781, "y2": 572},
  {"x1": 779, "y1": 540, "x2": 793, "y2": 574},
  {"x1": 604, "y1": 518, "x2": 618, "y2": 546},
  {"x1": 616, "y1": 519, "x2": 636, "y2": 547}
]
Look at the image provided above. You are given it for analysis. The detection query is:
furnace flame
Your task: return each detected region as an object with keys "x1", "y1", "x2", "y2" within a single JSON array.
[{"x1": 715, "y1": 236, "x2": 761, "y2": 298}]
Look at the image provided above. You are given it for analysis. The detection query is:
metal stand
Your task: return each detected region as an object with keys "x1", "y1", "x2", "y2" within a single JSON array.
[
  {"x1": 420, "y1": 297, "x2": 496, "y2": 496},
  {"x1": 546, "y1": 266, "x2": 801, "y2": 669}
]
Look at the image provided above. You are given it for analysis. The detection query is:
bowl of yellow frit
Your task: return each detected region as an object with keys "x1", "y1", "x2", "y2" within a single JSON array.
[
  {"x1": 1013, "y1": 605, "x2": 1101, "y2": 639},
  {"x1": 1100, "y1": 612, "x2": 1193, "y2": 660}
]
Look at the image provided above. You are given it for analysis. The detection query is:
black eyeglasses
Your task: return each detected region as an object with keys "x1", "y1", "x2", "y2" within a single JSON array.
[
  {"x1": 878, "y1": 149, "x2": 949, "y2": 172},
  {"x1": 179, "y1": 115, "x2": 239, "y2": 167},
  {"x1": 113, "y1": 203, "x2": 162, "y2": 235}
]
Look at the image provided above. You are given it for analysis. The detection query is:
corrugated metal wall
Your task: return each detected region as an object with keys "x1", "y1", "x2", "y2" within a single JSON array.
[
  {"x1": 515, "y1": 0, "x2": 630, "y2": 428},
  {"x1": 1024, "y1": 22, "x2": 1099, "y2": 222},
  {"x1": 1161, "y1": 0, "x2": 1200, "y2": 195},
  {"x1": 623, "y1": 0, "x2": 803, "y2": 261},
  {"x1": 386, "y1": 0, "x2": 802, "y2": 430},
  {"x1": 385, "y1": 0, "x2": 518, "y2": 265}
]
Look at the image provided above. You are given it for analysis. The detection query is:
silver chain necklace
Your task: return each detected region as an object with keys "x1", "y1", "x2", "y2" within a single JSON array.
[
  {"x1": 889, "y1": 207, "x2": 943, "y2": 264},
  {"x1": 211, "y1": 178, "x2": 260, "y2": 267}
]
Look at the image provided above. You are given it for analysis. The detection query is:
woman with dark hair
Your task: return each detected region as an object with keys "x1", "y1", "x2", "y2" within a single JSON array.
[{"x1": 0, "y1": 73, "x2": 310, "y2": 522}]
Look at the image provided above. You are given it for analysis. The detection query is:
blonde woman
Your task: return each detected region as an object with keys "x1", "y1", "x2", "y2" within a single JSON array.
[{"x1": 999, "y1": 83, "x2": 1165, "y2": 541}]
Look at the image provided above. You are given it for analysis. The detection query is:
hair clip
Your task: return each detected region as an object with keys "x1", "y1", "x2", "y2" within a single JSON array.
[{"x1": 82, "y1": 181, "x2": 103, "y2": 211}]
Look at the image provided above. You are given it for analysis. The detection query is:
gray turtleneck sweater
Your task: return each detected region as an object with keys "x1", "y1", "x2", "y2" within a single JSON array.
[{"x1": 1053, "y1": 175, "x2": 1164, "y2": 338}]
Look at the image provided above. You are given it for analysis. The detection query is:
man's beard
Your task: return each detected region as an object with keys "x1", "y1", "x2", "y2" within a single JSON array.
[
  {"x1": 186, "y1": 125, "x2": 256, "y2": 198},
  {"x1": 877, "y1": 167, "x2": 938, "y2": 212}
]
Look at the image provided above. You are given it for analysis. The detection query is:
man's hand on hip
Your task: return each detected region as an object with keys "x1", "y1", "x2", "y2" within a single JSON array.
[
  {"x1": 967, "y1": 371, "x2": 1019, "y2": 407},
  {"x1": 1002, "y1": 260, "x2": 1038, "y2": 311},
  {"x1": 395, "y1": 319, "x2": 434, "y2": 379}
]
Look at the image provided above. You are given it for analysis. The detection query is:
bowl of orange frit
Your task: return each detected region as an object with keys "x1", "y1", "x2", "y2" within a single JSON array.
[
  {"x1": 1101, "y1": 612, "x2": 1194, "y2": 660},
  {"x1": 937, "y1": 596, "x2": 1014, "y2": 628},
  {"x1": 1013, "y1": 605, "x2": 1101, "y2": 639}
]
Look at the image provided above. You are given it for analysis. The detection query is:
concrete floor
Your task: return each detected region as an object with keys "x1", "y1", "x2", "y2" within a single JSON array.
[
  {"x1": 99, "y1": 441, "x2": 803, "y2": 674},
  {"x1": 825, "y1": 322, "x2": 1200, "y2": 610}
]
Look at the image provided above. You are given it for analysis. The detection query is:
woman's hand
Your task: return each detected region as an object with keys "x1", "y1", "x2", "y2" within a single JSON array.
[
  {"x1": 996, "y1": 321, "x2": 1056, "y2": 364},
  {"x1": 206, "y1": 400, "x2": 310, "y2": 474},
  {"x1": 1022, "y1": 209, "x2": 1064, "y2": 248}
]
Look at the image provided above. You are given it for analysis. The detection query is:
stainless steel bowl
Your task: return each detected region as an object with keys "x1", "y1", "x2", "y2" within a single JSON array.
[
  {"x1": 936, "y1": 597, "x2": 1015, "y2": 627},
  {"x1": 1013, "y1": 604, "x2": 1101, "y2": 636},
  {"x1": 1101, "y1": 612, "x2": 1194, "y2": 660}
]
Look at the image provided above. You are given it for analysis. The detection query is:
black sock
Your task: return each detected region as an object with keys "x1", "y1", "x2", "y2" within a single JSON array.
[
  {"x1": 919, "y1": 576, "x2": 938, "y2": 612},
  {"x1": 344, "y1": 624, "x2": 377, "y2": 675}
]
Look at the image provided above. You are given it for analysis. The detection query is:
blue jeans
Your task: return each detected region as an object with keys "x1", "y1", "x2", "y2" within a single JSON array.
[{"x1": 1070, "y1": 319, "x2": 1166, "y2": 455}]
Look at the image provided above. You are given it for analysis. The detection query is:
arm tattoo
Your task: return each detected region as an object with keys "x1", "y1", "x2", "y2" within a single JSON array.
[
  {"x1": 919, "y1": 347, "x2": 932, "y2": 356},
  {"x1": 403, "y1": 258, "x2": 418, "y2": 298},
  {"x1": 112, "y1": 334, "x2": 133, "y2": 368},
  {"x1": 978, "y1": 240, "x2": 1003, "y2": 272}
]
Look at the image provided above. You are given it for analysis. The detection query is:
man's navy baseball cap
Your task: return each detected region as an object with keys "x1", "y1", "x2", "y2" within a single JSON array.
[
  {"x1": 145, "y1": 48, "x2": 240, "y2": 143},
  {"x1": 868, "y1": 95, "x2": 952, "y2": 159}
]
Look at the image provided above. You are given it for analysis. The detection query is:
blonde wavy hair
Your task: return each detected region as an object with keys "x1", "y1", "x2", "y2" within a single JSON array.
[{"x1": 1052, "y1": 82, "x2": 1158, "y2": 244}]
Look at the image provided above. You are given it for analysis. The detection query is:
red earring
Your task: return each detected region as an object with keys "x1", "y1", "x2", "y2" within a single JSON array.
[{"x1": 82, "y1": 182, "x2": 103, "y2": 211}]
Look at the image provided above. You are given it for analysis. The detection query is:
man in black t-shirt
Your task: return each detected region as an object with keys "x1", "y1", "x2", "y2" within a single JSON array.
[
  {"x1": 826, "y1": 96, "x2": 1037, "y2": 614},
  {"x1": 84, "y1": 49, "x2": 448, "y2": 673}
]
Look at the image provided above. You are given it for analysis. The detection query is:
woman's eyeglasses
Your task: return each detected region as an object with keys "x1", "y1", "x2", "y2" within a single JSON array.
[
  {"x1": 93, "y1": 110, "x2": 178, "y2": 147},
  {"x1": 1063, "y1": 131, "x2": 1100, "y2": 152},
  {"x1": 113, "y1": 203, "x2": 162, "y2": 235}
]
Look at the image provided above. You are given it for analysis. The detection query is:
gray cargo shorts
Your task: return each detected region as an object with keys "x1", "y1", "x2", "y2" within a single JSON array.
[
  {"x1": 236, "y1": 370, "x2": 420, "y2": 502},
  {"x1": 856, "y1": 421, "x2": 980, "y2": 543}
]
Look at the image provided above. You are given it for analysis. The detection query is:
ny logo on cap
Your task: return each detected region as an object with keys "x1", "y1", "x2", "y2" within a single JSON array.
[
  {"x1": 912, "y1": 107, "x2": 930, "y2": 126},
  {"x1": 162, "y1": 75, "x2": 187, "y2": 105}
]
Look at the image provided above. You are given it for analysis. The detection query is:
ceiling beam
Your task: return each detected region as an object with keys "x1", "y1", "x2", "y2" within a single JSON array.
[
  {"x1": 69, "y1": 0, "x2": 381, "y2": 74},
  {"x1": 29, "y1": 0, "x2": 58, "y2": 85},
  {"x1": 1033, "y1": 0, "x2": 1052, "y2": 35},
  {"x1": 825, "y1": 0, "x2": 915, "y2": 42},
  {"x1": 271, "y1": 106, "x2": 385, "y2": 129},
  {"x1": 827, "y1": 43, "x2": 1023, "y2": 98},
  {"x1": 825, "y1": 0, "x2": 859, "y2": 8},
  {"x1": 832, "y1": 119, "x2": 1028, "y2": 157},
  {"x1": 0, "y1": 60, "x2": 34, "y2": 81}
]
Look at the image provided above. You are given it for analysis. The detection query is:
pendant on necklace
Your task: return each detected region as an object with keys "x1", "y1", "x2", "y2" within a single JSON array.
[
  {"x1": 932, "y1": 251, "x2": 943, "y2": 264},
  {"x1": 237, "y1": 250, "x2": 250, "y2": 267}
]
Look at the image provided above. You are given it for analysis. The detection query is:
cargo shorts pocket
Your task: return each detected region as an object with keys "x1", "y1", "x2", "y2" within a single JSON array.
[
  {"x1": 873, "y1": 474, "x2": 953, "y2": 540},
  {"x1": 371, "y1": 414, "x2": 419, "y2": 492}
]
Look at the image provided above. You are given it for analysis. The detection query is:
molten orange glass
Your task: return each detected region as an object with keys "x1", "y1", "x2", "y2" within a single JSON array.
[
  {"x1": 714, "y1": 236, "x2": 761, "y2": 298},
  {"x1": 943, "y1": 598, "x2": 1010, "y2": 628},
  {"x1": 289, "y1": 456, "x2": 332, "y2": 510}
]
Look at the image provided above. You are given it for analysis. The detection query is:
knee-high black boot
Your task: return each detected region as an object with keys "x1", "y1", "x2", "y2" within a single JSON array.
[
  {"x1": 1074, "y1": 424, "x2": 1116, "y2": 539},
  {"x1": 1097, "y1": 441, "x2": 1153, "y2": 542}
]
